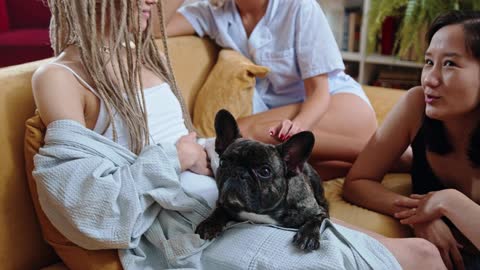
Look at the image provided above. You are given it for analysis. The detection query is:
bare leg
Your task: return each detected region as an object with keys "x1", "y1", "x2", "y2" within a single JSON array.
[
  {"x1": 310, "y1": 160, "x2": 352, "y2": 180},
  {"x1": 332, "y1": 218, "x2": 447, "y2": 270},
  {"x1": 238, "y1": 93, "x2": 377, "y2": 180}
]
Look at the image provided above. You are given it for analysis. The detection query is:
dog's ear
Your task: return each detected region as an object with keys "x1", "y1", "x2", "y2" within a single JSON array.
[
  {"x1": 214, "y1": 109, "x2": 242, "y2": 155},
  {"x1": 277, "y1": 131, "x2": 315, "y2": 172}
]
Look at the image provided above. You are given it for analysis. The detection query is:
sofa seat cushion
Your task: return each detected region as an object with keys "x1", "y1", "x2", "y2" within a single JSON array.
[
  {"x1": 324, "y1": 175, "x2": 413, "y2": 238},
  {"x1": 363, "y1": 85, "x2": 406, "y2": 125}
]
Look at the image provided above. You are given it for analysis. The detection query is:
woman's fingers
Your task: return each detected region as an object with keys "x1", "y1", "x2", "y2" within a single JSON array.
[
  {"x1": 394, "y1": 197, "x2": 420, "y2": 208},
  {"x1": 450, "y1": 244, "x2": 465, "y2": 270},
  {"x1": 278, "y1": 120, "x2": 293, "y2": 140},
  {"x1": 440, "y1": 249, "x2": 454, "y2": 270},
  {"x1": 394, "y1": 208, "x2": 416, "y2": 219},
  {"x1": 400, "y1": 215, "x2": 420, "y2": 225},
  {"x1": 269, "y1": 120, "x2": 306, "y2": 141},
  {"x1": 285, "y1": 124, "x2": 303, "y2": 140},
  {"x1": 198, "y1": 166, "x2": 213, "y2": 177},
  {"x1": 410, "y1": 194, "x2": 427, "y2": 199}
]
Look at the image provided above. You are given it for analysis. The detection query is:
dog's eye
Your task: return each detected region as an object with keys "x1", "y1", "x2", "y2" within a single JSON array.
[
  {"x1": 219, "y1": 159, "x2": 226, "y2": 168},
  {"x1": 257, "y1": 166, "x2": 272, "y2": 178}
]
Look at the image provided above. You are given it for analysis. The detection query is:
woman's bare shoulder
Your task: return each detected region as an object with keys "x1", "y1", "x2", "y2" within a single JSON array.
[
  {"x1": 32, "y1": 61, "x2": 88, "y2": 126},
  {"x1": 404, "y1": 86, "x2": 426, "y2": 107},
  {"x1": 388, "y1": 86, "x2": 426, "y2": 139}
]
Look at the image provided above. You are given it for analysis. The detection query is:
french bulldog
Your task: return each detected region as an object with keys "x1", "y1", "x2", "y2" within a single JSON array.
[{"x1": 195, "y1": 109, "x2": 329, "y2": 251}]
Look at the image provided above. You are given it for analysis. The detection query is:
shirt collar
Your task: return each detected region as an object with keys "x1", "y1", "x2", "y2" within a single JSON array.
[
  {"x1": 226, "y1": 0, "x2": 274, "y2": 49},
  {"x1": 225, "y1": 0, "x2": 276, "y2": 27}
]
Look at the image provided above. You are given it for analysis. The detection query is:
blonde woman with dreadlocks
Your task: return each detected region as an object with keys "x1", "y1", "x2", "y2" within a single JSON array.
[{"x1": 31, "y1": 0, "x2": 444, "y2": 269}]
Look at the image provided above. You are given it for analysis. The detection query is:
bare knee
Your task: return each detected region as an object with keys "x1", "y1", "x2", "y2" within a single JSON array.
[
  {"x1": 237, "y1": 116, "x2": 277, "y2": 143},
  {"x1": 406, "y1": 238, "x2": 446, "y2": 270},
  {"x1": 237, "y1": 117, "x2": 249, "y2": 133},
  {"x1": 237, "y1": 117, "x2": 255, "y2": 139}
]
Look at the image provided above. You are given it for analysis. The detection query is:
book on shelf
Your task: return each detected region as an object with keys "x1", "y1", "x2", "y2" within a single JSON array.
[
  {"x1": 372, "y1": 68, "x2": 421, "y2": 90},
  {"x1": 341, "y1": 8, "x2": 362, "y2": 52},
  {"x1": 374, "y1": 16, "x2": 427, "y2": 62},
  {"x1": 344, "y1": 61, "x2": 359, "y2": 80},
  {"x1": 380, "y1": 16, "x2": 399, "y2": 55}
]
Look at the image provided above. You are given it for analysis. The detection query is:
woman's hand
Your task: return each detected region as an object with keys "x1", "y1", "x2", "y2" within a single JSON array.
[
  {"x1": 268, "y1": 119, "x2": 305, "y2": 141},
  {"x1": 176, "y1": 132, "x2": 212, "y2": 176},
  {"x1": 412, "y1": 219, "x2": 464, "y2": 270},
  {"x1": 394, "y1": 190, "x2": 453, "y2": 225}
]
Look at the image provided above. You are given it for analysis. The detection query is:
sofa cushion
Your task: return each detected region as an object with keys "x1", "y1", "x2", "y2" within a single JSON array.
[
  {"x1": 363, "y1": 85, "x2": 406, "y2": 125},
  {"x1": 325, "y1": 176, "x2": 413, "y2": 238},
  {"x1": 25, "y1": 113, "x2": 123, "y2": 270},
  {"x1": 6, "y1": 0, "x2": 50, "y2": 29},
  {"x1": 193, "y1": 49, "x2": 269, "y2": 137},
  {"x1": 0, "y1": 0, "x2": 8, "y2": 32}
]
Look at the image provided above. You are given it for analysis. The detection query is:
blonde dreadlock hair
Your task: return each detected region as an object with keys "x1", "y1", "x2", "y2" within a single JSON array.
[{"x1": 46, "y1": 0, "x2": 194, "y2": 154}]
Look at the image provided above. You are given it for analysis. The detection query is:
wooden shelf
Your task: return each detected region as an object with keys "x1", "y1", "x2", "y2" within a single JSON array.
[
  {"x1": 341, "y1": 51, "x2": 362, "y2": 62},
  {"x1": 319, "y1": 0, "x2": 424, "y2": 87},
  {"x1": 365, "y1": 54, "x2": 423, "y2": 68}
]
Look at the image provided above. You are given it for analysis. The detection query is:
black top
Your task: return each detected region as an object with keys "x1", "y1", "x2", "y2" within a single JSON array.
[
  {"x1": 410, "y1": 117, "x2": 480, "y2": 258},
  {"x1": 411, "y1": 120, "x2": 446, "y2": 194}
]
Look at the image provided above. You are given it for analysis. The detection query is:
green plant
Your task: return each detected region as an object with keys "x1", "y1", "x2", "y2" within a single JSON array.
[{"x1": 368, "y1": 0, "x2": 480, "y2": 61}]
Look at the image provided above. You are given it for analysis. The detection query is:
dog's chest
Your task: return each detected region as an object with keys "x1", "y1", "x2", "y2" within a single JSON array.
[{"x1": 237, "y1": 211, "x2": 278, "y2": 225}]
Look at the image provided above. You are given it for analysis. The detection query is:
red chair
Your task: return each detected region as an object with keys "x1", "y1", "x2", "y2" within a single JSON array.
[{"x1": 0, "y1": 0, "x2": 52, "y2": 67}]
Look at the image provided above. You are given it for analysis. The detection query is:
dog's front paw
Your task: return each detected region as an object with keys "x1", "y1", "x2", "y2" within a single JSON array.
[
  {"x1": 195, "y1": 219, "x2": 224, "y2": 240},
  {"x1": 293, "y1": 222, "x2": 320, "y2": 251}
]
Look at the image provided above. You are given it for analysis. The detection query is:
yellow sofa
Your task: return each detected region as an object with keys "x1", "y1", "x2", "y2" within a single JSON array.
[{"x1": 0, "y1": 36, "x2": 412, "y2": 270}]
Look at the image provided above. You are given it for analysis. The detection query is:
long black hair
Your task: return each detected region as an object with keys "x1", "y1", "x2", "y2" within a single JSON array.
[{"x1": 423, "y1": 10, "x2": 480, "y2": 167}]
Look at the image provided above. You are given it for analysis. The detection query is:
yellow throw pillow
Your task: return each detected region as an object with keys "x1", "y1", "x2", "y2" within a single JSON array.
[
  {"x1": 24, "y1": 113, "x2": 123, "y2": 270},
  {"x1": 193, "y1": 49, "x2": 269, "y2": 137}
]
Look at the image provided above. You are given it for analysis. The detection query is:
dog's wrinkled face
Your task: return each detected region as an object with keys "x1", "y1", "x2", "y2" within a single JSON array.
[
  {"x1": 214, "y1": 109, "x2": 314, "y2": 215},
  {"x1": 216, "y1": 139, "x2": 287, "y2": 213},
  {"x1": 198, "y1": 109, "x2": 327, "y2": 250}
]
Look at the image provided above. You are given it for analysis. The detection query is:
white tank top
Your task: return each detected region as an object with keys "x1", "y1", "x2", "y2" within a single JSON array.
[{"x1": 50, "y1": 63, "x2": 189, "y2": 148}]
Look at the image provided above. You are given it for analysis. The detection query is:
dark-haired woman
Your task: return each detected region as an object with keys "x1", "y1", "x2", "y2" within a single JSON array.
[{"x1": 344, "y1": 10, "x2": 480, "y2": 270}]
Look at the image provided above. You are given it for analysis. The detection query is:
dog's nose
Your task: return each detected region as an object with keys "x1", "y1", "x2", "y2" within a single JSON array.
[{"x1": 239, "y1": 170, "x2": 250, "y2": 180}]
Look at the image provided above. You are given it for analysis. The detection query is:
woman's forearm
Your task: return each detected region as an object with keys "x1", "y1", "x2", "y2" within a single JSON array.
[
  {"x1": 293, "y1": 75, "x2": 330, "y2": 129},
  {"x1": 343, "y1": 179, "x2": 411, "y2": 216},
  {"x1": 441, "y1": 189, "x2": 480, "y2": 249},
  {"x1": 293, "y1": 87, "x2": 329, "y2": 129}
]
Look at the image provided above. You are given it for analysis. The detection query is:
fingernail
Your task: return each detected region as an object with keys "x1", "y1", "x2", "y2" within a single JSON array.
[{"x1": 279, "y1": 134, "x2": 284, "y2": 140}]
